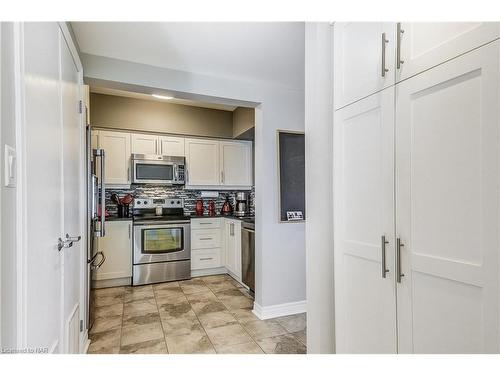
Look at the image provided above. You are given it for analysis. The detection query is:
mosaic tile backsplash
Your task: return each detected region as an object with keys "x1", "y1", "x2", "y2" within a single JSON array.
[{"x1": 105, "y1": 185, "x2": 255, "y2": 216}]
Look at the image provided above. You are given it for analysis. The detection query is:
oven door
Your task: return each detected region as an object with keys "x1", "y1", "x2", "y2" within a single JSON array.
[
  {"x1": 132, "y1": 159, "x2": 177, "y2": 185},
  {"x1": 133, "y1": 221, "x2": 191, "y2": 264}
]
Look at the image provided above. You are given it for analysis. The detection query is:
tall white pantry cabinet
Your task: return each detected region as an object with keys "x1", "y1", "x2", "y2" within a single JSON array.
[{"x1": 333, "y1": 22, "x2": 500, "y2": 353}]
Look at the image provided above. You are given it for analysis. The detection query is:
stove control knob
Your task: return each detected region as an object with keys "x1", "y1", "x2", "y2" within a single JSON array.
[
  {"x1": 137, "y1": 201, "x2": 141, "y2": 205},
  {"x1": 177, "y1": 201, "x2": 180, "y2": 204},
  {"x1": 171, "y1": 200, "x2": 174, "y2": 204}
]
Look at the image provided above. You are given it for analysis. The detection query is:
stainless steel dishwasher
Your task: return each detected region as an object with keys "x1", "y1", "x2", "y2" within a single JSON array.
[{"x1": 241, "y1": 219, "x2": 255, "y2": 294}]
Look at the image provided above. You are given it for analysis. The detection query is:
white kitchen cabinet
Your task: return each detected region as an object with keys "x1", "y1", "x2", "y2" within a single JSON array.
[
  {"x1": 131, "y1": 133, "x2": 158, "y2": 155},
  {"x1": 395, "y1": 41, "x2": 500, "y2": 353},
  {"x1": 334, "y1": 22, "x2": 396, "y2": 109},
  {"x1": 94, "y1": 220, "x2": 133, "y2": 280},
  {"x1": 396, "y1": 22, "x2": 500, "y2": 82},
  {"x1": 159, "y1": 135, "x2": 185, "y2": 156},
  {"x1": 97, "y1": 130, "x2": 131, "y2": 185},
  {"x1": 220, "y1": 141, "x2": 252, "y2": 187},
  {"x1": 333, "y1": 39, "x2": 500, "y2": 354},
  {"x1": 224, "y1": 218, "x2": 242, "y2": 281},
  {"x1": 333, "y1": 87, "x2": 396, "y2": 353},
  {"x1": 191, "y1": 218, "x2": 223, "y2": 271},
  {"x1": 185, "y1": 138, "x2": 221, "y2": 186}
]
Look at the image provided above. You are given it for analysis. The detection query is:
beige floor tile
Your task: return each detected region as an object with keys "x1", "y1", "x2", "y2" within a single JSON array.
[
  {"x1": 155, "y1": 290, "x2": 188, "y2": 304},
  {"x1": 243, "y1": 320, "x2": 287, "y2": 340},
  {"x1": 92, "y1": 303, "x2": 123, "y2": 319},
  {"x1": 124, "y1": 285, "x2": 154, "y2": 303},
  {"x1": 94, "y1": 294, "x2": 124, "y2": 308},
  {"x1": 184, "y1": 290, "x2": 218, "y2": 302},
  {"x1": 273, "y1": 313, "x2": 306, "y2": 333},
  {"x1": 205, "y1": 280, "x2": 238, "y2": 293},
  {"x1": 256, "y1": 334, "x2": 306, "y2": 354},
  {"x1": 231, "y1": 308, "x2": 260, "y2": 324},
  {"x1": 161, "y1": 311, "x2": 203, "y2": 337},
  {"x1": 121, "y1": 322, "x2": 164, "y2": 347},
  {"x1": 123, "y1": 298, "x2": 158, "y2": 317},
  {"x1": 119, "y1": 338, "x2": 168, "y2": 354},
  {"x1": 220, "y1": 296, "x2": 254, "y2": 310},
  {"x1": 94, "y1": 286, "x2": 125, "y2": 298},
  {"x1": 205, "y1": 322, "x2": 253, "y2": 347},
  {"x1": 90, "y1": 316, "x2": 123, "y2": 334},
  {"x1": 153, "y1": 281, "x2": 180, "y2": 291},
  {"x1": 179, "y1": 278, "x2": 211, "y2": 294},
  {"x1": 191, "y1": 299, "x2": 228, "y2": 316},
  {"x1": 200, "y1": 274, "x2": 229, "y2": 284},
  {"x1": 123, "y1": 312, "x2": 160, "y2": 329},
  {"x1": 157, "y1": 300, "x2": 194, "y2": 319},
  {"x1": 197, "y1": 310, "x2": 238, "y2": 329},
  {"x1": 88, "y1": 328, "x2": 121, "y2": 354},
  {"x1": 215, "y1": 341, "x2": 264, "y2": 354},
  {"x1": 165, "y1": 330, "x2": 215, "y2": 354},
  {"x1": 292, "y1": 328, "x2": 307, "y2": 346}
]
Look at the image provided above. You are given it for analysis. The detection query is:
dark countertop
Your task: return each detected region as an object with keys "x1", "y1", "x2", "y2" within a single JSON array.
[
  {"x1": 106, "y1": 216, "x2": 133, "y2": 221},
  {"x1": 189, "y1": 213, "x2": 254, "y2": 222}
]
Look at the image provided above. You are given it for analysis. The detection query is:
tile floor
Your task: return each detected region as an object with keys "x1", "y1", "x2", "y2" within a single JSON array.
[{"x1": 88, "y1": 274, "x2": 307, "y2": 354}]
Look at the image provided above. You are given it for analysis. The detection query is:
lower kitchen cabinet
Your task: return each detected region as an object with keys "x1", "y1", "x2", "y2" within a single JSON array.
[
  {"x1": 94, "y1": 220, "x2": 133, "y2": 281},
  {"x1": 191, "y1": 218, "x2": 224, "y2": 271},
  {"x1": 224, "y1": 218, "x2": 242, "y2": 281}
]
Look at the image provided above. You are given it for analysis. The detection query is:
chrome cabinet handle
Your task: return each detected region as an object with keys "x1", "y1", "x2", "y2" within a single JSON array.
[
  {"x1": 199, "y1": 237, "x2": 213, "y2": 241},
  {"x1": 381, "y1": 235, "x2": 389, "y2": 278},
  {"x1": 396, "y1": 23, "x2": 405, "y2": 69},
  {"x1": 88, "y1": 251, "x2": 106, "y2": 270},
  {"x1": 230, "y1": 222, "x2": 234, "y2": 236},
  {"x1": 396, "y1": 238, "x2": 405, "y2": 283},
  {"x1": 200, "y1": 257, "x2": 214, "y2": 261},
  {"x1": 381, "y1": 32, "x2": 389, "y2": 77},
  {"x1": 221, "y1": 171, "x2": 225, "y2": 184}
]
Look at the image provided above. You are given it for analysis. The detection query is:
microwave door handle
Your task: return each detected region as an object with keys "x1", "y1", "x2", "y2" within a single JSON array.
[{"x1": 173, "y1": 164, "x2": 178, "y2": 182}]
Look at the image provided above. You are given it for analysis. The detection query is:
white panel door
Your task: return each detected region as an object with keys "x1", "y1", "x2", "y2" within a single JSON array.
[
  {"x1": 23, "y1": 22, "x2": 63, "y2": 353},
  {"x1": 98, "y1": 130, "x2": 131, "y2": 185},
  {"x1": 185, "y1": 138, "x2": 220, "y2": 186},
  {"x1": 159, "y1": 135, "x2": 185, "y2": 156},
  {"x1": 220, "y1": 141, "x2": 252, "y2": 187},
  {"x1": 334, "y1": 22, "x2": 396, "y2": 109},
  {"x1": 396, "y1": 41, "x2": 500, "y2": 353},
  {"x1": 94, "y1": 221, "x2": 132, "y2": 280},
  {"x1": 224, "y1": 220, "x2": 237, "y2": 275},
  {"x1": 60, "y1": 31, "x2": 82, "y2": 353},
  {"x1": 131, "y1": 133, "x2": 158, "y2": 155},
  {"x1": 333, "y1": 87, "x2": 396, "y2": 353},
  {"x1": 397, "y1": 22, "x2": 500, "y2": 81}
]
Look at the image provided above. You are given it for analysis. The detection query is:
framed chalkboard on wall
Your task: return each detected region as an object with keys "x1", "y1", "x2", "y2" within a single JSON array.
[{"x1": 277, "y1": 130, "x2": 305, "y2": 222}]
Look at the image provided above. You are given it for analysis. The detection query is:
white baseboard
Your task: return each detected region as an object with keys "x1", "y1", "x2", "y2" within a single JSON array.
[
  {"x1": 253, "y1": 300, "x2": 307, "y2": 320},
  {"x1": 81, "y1": 330, "x2": 90, "y2": 354},
  {"x1": 191, "y1": 267, "x2": 227, "y2": 277}
]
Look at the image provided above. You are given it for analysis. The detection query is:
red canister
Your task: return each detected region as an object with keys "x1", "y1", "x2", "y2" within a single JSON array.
[
  {"x1": 208, "y1": 200, "x2": 216, "y2": 216},
  {"x1": 195, "y1": 199, "x2": 204, "y2": 216}
]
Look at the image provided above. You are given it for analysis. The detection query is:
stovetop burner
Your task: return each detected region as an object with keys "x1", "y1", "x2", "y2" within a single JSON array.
[{"x1": 132, "y1": 197, "x2": 189, "y2": 223}]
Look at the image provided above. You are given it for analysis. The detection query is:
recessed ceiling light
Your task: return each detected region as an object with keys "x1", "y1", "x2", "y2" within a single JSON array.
[{"x1": 152, "y1": 94, "x2": 174, "y2": 100}]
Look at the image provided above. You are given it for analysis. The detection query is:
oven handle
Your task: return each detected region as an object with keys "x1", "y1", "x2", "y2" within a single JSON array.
[{"x1": 133, "y1": 222, "x2": 191, "y2": 228}]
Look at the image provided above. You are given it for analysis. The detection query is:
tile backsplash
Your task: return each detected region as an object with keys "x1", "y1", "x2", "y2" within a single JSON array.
[{"x1": 105, "y1": 185, "x2": 255, "y2": 216}]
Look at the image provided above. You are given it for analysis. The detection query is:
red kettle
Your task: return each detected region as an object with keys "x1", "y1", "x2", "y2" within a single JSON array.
[{"x1": 221, "y1": 196, "x2": 233, "y2": 215}]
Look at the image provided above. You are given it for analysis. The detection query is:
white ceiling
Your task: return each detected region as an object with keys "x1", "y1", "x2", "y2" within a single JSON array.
[
  {"x1": 71, "y1": 22, "x2": 305, "y2": 90},
  {"x1": 90, "y1": 86, "x2": 238, "y2": 111}
]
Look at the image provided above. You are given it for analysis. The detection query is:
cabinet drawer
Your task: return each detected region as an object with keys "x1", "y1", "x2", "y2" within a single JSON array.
[
  {"x1": 191, "y1": 249, "x2": 222, "y2": 270},
  {"x1": 192, "y1": 228, "x2": 221, "y2": 249},
  {"x1": 191, "y1": 218, "x2": 221, "y2": 229}
]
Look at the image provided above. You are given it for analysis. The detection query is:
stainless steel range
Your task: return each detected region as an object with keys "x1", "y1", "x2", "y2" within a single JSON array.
[{"x1": 132, "y1": 197, "x2": 191, "y2": 285}]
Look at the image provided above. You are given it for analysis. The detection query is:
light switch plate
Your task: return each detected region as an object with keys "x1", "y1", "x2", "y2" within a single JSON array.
[
  {"x1": 201, "y1": 191, "x2": 219, "y2": 198},
  {"x1": 4, "y1": 145, "x2": 16, "y2": 188}
]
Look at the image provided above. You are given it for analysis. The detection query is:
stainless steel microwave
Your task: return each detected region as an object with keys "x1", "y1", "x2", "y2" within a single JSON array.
[{"x1": 131, "y1": 154, "x2": 185, "y2": 185}]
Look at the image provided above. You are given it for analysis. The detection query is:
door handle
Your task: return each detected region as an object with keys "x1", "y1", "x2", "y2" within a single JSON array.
[
  {"x1": 58, "y1": 237, "x2": 73, "y2": 251},
  {"x1": 381, "y1": 32, "x2": 389, "y2": 77},
  {"x1": 66, "y1": 234, "x2": 81, "y2": 243},
  {"x1": 396, "y1": 237, "x2": 405, "y2": 283},
  {"x1": 88, "y1": 251, "x2": 106, "y2": 270},
  {"x1": 94, "y1": 148, "x2": 106, "y2": 237},
  {"x1": 396, "y1": 23, "x2": 405, "y2": 69},
  {"x1": 381, "y1": 235, "x2": 389, "y2": 278}
]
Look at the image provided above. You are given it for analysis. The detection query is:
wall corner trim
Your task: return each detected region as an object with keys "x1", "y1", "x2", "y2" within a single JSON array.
[{"x1": 252, "y1": 300, "x2": 307, "y2": 320}]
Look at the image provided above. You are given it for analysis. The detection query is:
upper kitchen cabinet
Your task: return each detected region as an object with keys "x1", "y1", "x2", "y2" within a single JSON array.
[
  {"x1": 131, "y1": 133, "x2": 158, "y2": 155},
  {"x1": 334, "y1": 22, "x2": 396, "y2": 109},
  {"x1": 396, "y1": 22, "x2": 500, "y2": 82},
  {"x1": 220, "y1": 141, "x2": 252, "y2": 187},
  {"x1": 131, "y1": 133, "x2": 186, "y2": 156},
  {"x1": 159, "y1": 135, "x2": 185, "y2": 157},
  {"x1": 97, "y1": 130, "x2": 131, "y2": 185},
  {"x1": 185, "y1": 138, "x2": 253, "y2": 189},
  {"x1": 185, "y1": 138, "x2": 221, "y2": 186}
]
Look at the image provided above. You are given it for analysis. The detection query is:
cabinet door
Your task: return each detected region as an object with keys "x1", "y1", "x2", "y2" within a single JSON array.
[
  {"x1": 397, "y1": 22, "x2": 500, "y2": 82},
  {"x1": 220, "y1": 141, "x2": 252, "y2": 187},
  {"x1": 396, "y1": 42, "x2": 500, "y2": 353},
  {"x1": 224, "y1": 220, "x2": 237, "y2": 275},
  {"x1": 94, "y1": 221, "x2": 133, "y2": 280},
  {"x1": 131, "y1": 133, "x2": 158, "y2": 155},
  {"x1": 334, "y1": 22, "x2": 395, "y2": 109},
  {"x1": 185, "y1": 138, "x2": 220, "y2": 186},
  {"x1": 159, "y1": 135, "x2": 185, "y2": 156},
  {"x1": 98, "y1": 130, "x2": 131, "y2": 185},
  {"x1": 333, "y1": 87, "x2": 396, "y2": 353}
]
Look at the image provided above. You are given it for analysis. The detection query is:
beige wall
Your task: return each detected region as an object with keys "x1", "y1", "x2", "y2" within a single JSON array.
[
  {"x1": 232, "y1": 106, "x2": 255, "y2": 138},
  {"x1": 90, "y1": 93, "x2": 234, "y2": 138}
]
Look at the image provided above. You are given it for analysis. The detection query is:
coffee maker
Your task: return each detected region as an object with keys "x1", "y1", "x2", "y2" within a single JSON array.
[{"x1": 234, "y1": 192, "x2": 249, "y2": 217}]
